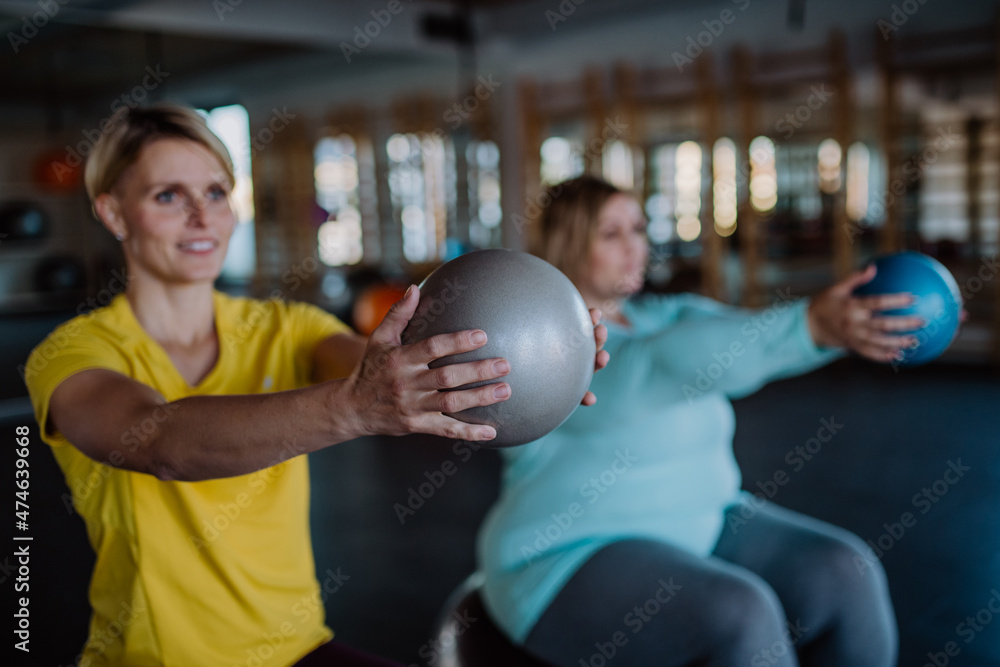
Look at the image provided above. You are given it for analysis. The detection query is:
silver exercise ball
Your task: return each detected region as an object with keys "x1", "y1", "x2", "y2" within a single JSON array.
[{"x1": 401, "y1": 249, "x2": 596, "y2": 448}]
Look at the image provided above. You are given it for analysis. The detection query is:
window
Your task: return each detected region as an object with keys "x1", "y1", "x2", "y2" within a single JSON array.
[
  {"x1": 203, "y1": 104, "x2": 255, "y2": 282},
  {"x1": 467, "y1": 140, "x2": 502, "y2": 248},
  {"x1": 315, "y1": 135, "x2": 366, "y2": 266},
  {"x1": 540, "y1": 136, "x2": 584, "y2": 185},
  {"x1": 917, "y1": 116, "x2": 969, "y2": 244},
  {"x1": 386, "y1": 133, "x2": 455, "y2": 263},
  {"x1": 773, "y1": 141, "x2": 828, "y2": 222}
]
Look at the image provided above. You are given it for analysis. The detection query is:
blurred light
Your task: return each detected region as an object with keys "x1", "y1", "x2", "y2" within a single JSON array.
[
  {"x1": 750, "y1": 136, "x2": 777, "y2": 212},
  {"x1": 204, "y1": 104, "x2": 256, "y2": 282},
  {"x1": 818, "y1": 138, "x2": 842, "y2": 194},
  {"x1": 387, "y1": 132, "x2": 453, "y2": 263},
  {"x1": 476, "y1": 141, "x2": 500, "y2": 168},
  {"x1": 714, "y1": 221, "x2": 737, "y2": 237},
  {"x1": 479, "y1": 175, "x2": 501, "y2": 202},
  {"x1": 479, "y1": 202, "x2": 502, "y2": 227},
  {"x1": 749, "y1": 136, "x2": 775, "y2": 163},
  {"x1": 468, "y1": 140, "x2": 502, "y2": 247},
  {"x1": 675, "y1": 141, "x2": 702, "y2": 241},
  {"x1": 321, "y1": 271, "x2": 347, "y2": 300},
  {"x1": 677, "y1": 216, "x2": 701, "y2": 241},
  {"x1": 401, "y1": 204, "x2": 424, "y2": 228},
  {"x1": 677, "y1": 140, "x2": 702, "y2": 164},
  {"x1": 603, "y1": 140, "x2": 634, "y2": 190},
  {"x1": 387, "y1": 134, "x2": 411, "y2": 162},
  {"x1": 818, "y1": 138, "x2": 842, "y2": 167},
  {"x1": 713, "y1": 137, "x2": 737, "y2": 235},
  {"x1": 541, "y1": 137, "x2": 570, "y2": 164},
  {"x1": 319, "y1": 215, "x2": 363, "y2": 266},
  {"x1": 645, "y1": 193, "x2": 672, "y2": 220},
  {"x1": 648, "y1": 217, "x2": 673, "y2": 243},
  {"x1": 541, "y1": 136, "x2": 583, "y2": 184},
  {"x1": 846, "y1": 142, "x2": 870, "y2": 222},
  {"x1": 315, "y1": 135, "x2": 364, "y2": 266}
]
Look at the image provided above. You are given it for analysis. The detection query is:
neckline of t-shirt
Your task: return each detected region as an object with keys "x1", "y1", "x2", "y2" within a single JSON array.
[{"x1": 114, "y1": 291, "x2": 227, "y2": 392}]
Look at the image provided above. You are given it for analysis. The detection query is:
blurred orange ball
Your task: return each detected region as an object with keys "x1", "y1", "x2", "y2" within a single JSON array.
[
  {"x1": 353, "y1": 283, "x2": 408, "y2": 335},
  {"x1": 33, "y1": 149, "x2": 82, "y2": 191}
]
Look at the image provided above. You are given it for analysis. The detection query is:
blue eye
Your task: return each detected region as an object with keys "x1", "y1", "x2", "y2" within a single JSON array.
[
  {"x1": 207, "y1": 185, "x2": 227, "y2": 201},
  {"x1": 155, "y1": 190, "x2": 176, "y2": 204}
]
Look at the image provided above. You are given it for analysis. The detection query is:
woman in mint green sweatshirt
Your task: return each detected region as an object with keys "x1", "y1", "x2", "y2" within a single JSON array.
[{"x1": 477, "y1": 176, "x2": 916, "y2": 666}]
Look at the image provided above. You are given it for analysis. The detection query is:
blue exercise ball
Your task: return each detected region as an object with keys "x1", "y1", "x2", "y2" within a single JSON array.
[
  {"x1": 853, "y1": 252, "x2": 962, "y2": 366},
  {"x1": 401, "y1": 249, "x2": 596, "y2": 447}
]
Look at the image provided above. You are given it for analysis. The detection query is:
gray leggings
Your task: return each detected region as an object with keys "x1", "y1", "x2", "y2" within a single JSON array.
[{"x1": 522, "y1": 500, "x2": 898, "y2": 667}]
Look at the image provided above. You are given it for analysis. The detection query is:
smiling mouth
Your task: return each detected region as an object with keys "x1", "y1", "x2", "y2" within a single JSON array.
[{"x1": 178, "y1": 240, "x2": 217, "y2": 253}]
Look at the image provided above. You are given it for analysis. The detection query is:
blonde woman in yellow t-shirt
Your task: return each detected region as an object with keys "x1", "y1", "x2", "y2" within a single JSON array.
[{"x1": 24, "y1": 104, "x2": 608, "y2": 667}]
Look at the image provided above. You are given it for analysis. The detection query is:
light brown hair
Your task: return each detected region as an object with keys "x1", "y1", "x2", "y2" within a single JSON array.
[
  {"x1": 534, "y1": 175, "x2": 623, "y2": 283},
  {"x1": 84, "y1": 103, "x2": 235, "y2": 205}
]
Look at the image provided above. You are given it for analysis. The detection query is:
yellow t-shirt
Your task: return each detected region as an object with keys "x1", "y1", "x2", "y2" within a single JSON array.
[{"x1": 24, "y1": 291, "x2": 351, "y2": 667}]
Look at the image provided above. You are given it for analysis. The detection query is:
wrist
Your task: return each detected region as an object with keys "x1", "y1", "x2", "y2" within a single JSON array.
[
  {"x1": 806, "y1": 298, "x2": 835, "y2": 349},
  {"x1": 320, "y1": 379, "x2": 364, "y2": 443}
]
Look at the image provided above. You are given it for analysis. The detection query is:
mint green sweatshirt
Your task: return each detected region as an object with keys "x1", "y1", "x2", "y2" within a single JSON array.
[{"x1": 476, "y1": 292, "x2": 842, "y2": 643}]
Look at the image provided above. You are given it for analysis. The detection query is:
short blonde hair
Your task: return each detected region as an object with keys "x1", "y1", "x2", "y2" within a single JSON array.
[
  {"x1": 534, "y1": 175, "x2": 623, "y2": 283},
  {"x1": 84, "y1": 103, "x2": 235, "y2": 204}
]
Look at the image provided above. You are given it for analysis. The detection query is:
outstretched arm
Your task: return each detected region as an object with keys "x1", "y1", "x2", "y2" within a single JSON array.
[
  {"x1": 583, "y1": 269, "x2": 922, "y2": 416},
  {"x1": 47, "y1": 286, "x2": 511, "y2": 482}
]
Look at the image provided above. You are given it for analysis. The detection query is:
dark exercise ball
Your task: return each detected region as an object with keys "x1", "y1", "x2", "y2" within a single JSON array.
[
  {"x1": 401, "y1": 249, "x2": 596, "y2": 447},
  {"x1": 0, "y1": 201, "x2": 49, "y2": 240},
  {"x1": 853, "y1": 251, "x2": 962, "y2": 366},
  {"x1": 35, "y1": 255, "x2": 86, "y2": 293}
]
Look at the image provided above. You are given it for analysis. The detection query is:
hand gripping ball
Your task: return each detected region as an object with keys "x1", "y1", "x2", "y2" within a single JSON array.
[
  {"x1": 853, "y1": 252, "x2": 962, "y2": 366},
  {"x1": 401, "y1": 249, "x2": 597, "y2": 447}
]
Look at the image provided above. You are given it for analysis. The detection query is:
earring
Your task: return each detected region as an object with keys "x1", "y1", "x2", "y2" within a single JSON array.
[{"x1": 115, "y1": 233, "x2": 125, "y2": 241}]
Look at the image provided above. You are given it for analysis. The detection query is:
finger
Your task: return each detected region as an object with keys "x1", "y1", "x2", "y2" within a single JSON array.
[
  {"x1": 593, "y1": 323, "x2": 608, "y2": 352},
  {"x1": 589, "y1": 308, "x2": 603, "y2": 326},
  {"x1": 414, "y1": 414, "x2": 498, "y2": 442},
  {"x1": 410, "y1": 329, "x2": 489, "y2": 364},
  {"x1": 856, "y1": 293, "x2": 913, "y2": 312},
  {"x1": 855, "y1": 334, "x2": 915, "y2": 359},
  {"x1": 580, "y1": 390, "x2": 597, "y2": 406},
  {"x1": 835, "y1": 264, "x2": 877, "y2": 294},
  {"x1": 960, "y1": 309, "x2": 969, "y2": 323},
  {"x1": 595, "y1": 349, "x2": 610, "y2": 371},
  {"x1": 869, "y1": 315, "x2": 925, "y2": 332},
  {"x1": 369, "y1": 284, "x2": 419, "y2": 346},
  {"x1": 855, "y1": 344, "x2": 905, "y2": 364},
  {"x1": 419, "y1": 358, "x2": 510, "y2": 391},
  {"x1": 857, "y1": 330, "x2": 917, "y2": 350},
  {"x1": 429, "y1": 381, "x2": 512, "y2": 416}
]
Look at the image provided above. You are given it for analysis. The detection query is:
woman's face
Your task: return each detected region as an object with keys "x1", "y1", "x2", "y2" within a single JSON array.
[
  {"x1": 101, "y1": 138, "x2": 236, "y2": 286},
  {"x1": 578, "y1": 193, "x2": 648, "y2": 304}
]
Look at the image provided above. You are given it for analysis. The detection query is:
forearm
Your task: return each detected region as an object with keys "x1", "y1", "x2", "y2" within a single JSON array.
[
  {"x1": 625, "y1": 300, "x2": 838, "y2": 402},
  {"x1": 142, "y1": 380, "x2": 356, "y2": 482},
  {"x1": 672, "y1": 300, "x2": 837, "y2": 394}
]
